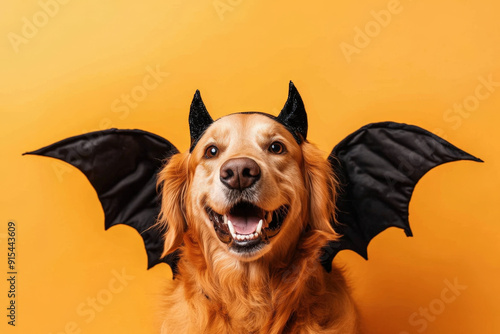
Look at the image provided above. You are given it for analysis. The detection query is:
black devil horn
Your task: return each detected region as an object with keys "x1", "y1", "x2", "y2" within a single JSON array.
[
  {"x1": 277, "y1": 81, "x2": 308, "y2": 143},
  {"x1": 189, "y1": 90, "x2": 213, "y2": 151}
]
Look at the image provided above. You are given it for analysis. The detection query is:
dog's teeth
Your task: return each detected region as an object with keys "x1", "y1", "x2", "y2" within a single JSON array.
[
  {"x1": 227, "y1": 220, "x2": 236, "y2": 238},
  {"x1": 231, "y1": 229, "x2": 263, "y2": 242},
  {"x1": 256, "y1": 219, "x2": 263, "y2": 234},
  {"x1": 223, "y1": 215, "x2": 228, "y2": 225}
]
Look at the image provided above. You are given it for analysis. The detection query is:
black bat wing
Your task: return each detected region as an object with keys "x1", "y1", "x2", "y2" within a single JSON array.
[
  {"x1": 321, "y1": 122, "x2": 482, "y2": 271},
  {"x1": 24, "y1": 128, "x2": 180, "y2": 273}
]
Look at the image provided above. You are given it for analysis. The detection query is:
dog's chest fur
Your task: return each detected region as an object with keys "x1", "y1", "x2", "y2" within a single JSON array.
[{"x1": 161, "y1": 232, "x2": 359, "y2": 334}]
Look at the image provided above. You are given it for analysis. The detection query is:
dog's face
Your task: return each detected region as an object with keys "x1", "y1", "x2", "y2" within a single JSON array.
[
  {"x1": 157, "y1": 87, "x2": 338, "y2": 266},
  {"x1": 187, "y1": 113, "x2": 308, "y2": 260}
]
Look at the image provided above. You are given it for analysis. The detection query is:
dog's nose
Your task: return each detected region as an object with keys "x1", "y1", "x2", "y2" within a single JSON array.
[{"x1": 220, "y1": 158, "x2": 261, "y2": 190}]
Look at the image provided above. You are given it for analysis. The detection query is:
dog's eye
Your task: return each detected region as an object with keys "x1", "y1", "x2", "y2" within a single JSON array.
[
  {"x1": 204, "y1": 145, "x2": 219, "y2": 158},
  {"x1": 269, "y1": 142, "x2": 285, "y2": 155}
]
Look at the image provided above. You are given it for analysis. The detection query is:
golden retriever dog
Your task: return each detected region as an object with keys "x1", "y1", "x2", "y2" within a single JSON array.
[{"x1": 156, "y1": 84, "x2": 360, "y2": 333}]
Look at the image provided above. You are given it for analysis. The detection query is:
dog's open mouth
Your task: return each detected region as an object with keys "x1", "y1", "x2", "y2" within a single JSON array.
[{"x1": 206, "y1": 202, "x2": 289, "y2": 253}]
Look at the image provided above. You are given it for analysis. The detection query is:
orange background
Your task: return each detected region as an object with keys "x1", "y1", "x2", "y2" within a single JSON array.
[{"x1": 1, "y1": 1, "x2": 499, "y2": 333}]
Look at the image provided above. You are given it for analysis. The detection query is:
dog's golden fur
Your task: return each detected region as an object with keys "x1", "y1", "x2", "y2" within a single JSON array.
[{"x1": 157, "y1": 113, "x2": 360, "y2": 333}]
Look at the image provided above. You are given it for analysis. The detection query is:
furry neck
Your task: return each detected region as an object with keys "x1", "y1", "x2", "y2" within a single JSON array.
[{"x1": 177, "y1": 229, "x2": 332, "y2": 332}]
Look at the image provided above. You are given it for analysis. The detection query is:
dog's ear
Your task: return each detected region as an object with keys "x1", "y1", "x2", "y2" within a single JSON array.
[
  {"x1": 157, "y1": 152, "x2": 190, "y2": 257},
  {"x1": 189, "y1": 90, "x2": 213, "y2": 152},
  {"x1": 302, "y1": 142, "x2": 339, "y2": 238}
]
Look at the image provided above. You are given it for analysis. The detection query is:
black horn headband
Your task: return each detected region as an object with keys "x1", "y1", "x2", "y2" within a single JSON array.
[{"x1": 188, "y1": 81, "x2": 308, "y2": 152}]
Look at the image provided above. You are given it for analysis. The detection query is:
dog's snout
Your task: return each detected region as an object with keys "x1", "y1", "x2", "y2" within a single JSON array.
[{"x1": 220, "y1": 158, "x2": 261, "y2": 190}]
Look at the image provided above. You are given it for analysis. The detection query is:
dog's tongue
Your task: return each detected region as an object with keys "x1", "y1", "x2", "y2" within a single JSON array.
[
  {"x1": 227, "y1": 203, "x2": 265, "y2": 235},
  {"x1": 227, "y1": 214, "x2": 261, "y2": 234}
]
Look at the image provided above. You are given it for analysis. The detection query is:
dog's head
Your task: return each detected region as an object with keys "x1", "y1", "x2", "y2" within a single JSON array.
[{"x1": 157, "y1": 83, "x2": 338, "y2": 264}]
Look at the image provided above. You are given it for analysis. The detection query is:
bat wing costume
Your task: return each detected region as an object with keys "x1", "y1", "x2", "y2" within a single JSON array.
[
  {"x1": 25, "y1": 82, "x2": 482, "y2": 274},
  {"x1": 25, "y1": 129, "x2": 180, "y2": 273}
]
